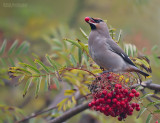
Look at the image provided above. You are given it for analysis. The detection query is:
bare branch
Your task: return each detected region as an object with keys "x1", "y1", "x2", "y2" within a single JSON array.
[
  {"x1": 49, "y1": 101, "x2": 90, "y2": 123},
  {"x1": 16, "y1": 106, "x2": 57, "y2": 123}
]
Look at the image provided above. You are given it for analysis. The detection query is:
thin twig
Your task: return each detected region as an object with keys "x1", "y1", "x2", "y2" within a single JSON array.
[
  {"x1": 15, "y1": 106, "x2": 57, "y2": 123},
  {"x1": 141, "y1": 89, "x2": 159, "y2": 109},
  {"x1": 49, "y1": 101, "x2": 90, "y2": 123}
]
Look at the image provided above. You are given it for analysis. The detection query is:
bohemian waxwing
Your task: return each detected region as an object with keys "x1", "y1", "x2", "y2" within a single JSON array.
[{"x1": 85, "y1": 17, "x2": 149, "y2": 77}]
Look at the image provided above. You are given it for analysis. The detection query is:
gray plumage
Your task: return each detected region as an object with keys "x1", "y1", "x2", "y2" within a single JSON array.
[{"x1": 86, "y1": 17, "x2": 149, "y2": 77}]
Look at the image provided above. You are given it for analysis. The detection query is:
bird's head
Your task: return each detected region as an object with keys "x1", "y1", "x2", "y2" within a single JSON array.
[
  {"x1": 85, "y1": 17, "x2": 106, "y2": 30},
  {"x1": 85, "y1": 17, "x2": 110, "y2": 37}
]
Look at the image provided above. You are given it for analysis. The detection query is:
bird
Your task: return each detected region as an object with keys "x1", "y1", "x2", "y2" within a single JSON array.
[{"x1": 85, "y1": 17, "x2": 149, "y2": 77}]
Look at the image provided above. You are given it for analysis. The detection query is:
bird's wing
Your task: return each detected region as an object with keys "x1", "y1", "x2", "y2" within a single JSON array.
[{"x1": 107, "y1": 38, "x2": 136, "y2": 67}]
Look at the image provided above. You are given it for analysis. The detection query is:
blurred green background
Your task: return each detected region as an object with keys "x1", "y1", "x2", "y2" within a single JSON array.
[{"x1": 0, "y1": 0, "x2": 160, "y2": 123}]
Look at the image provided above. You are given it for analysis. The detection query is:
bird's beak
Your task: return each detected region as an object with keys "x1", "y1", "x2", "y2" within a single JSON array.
[{"x1": 86, "y1": 17, "x2": 96, "y2": 24}]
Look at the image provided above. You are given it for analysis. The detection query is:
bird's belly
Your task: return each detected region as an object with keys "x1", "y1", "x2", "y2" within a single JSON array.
[{"x1": 90, "y1": 49, "x2": 126, "y2": 71}]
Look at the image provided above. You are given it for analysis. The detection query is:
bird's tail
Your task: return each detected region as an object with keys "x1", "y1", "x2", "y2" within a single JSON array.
[
  {"x1": 136, "y1": 69, "x2": 150, "y2": 78},
  {"x1": 127, "y1": 66, "x2": 150, "y2": 78}
]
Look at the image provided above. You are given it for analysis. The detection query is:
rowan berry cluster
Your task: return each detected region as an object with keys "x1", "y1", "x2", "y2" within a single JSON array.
[{"x1": 88, "y1": 73, "x2": 140, "y2": 121}]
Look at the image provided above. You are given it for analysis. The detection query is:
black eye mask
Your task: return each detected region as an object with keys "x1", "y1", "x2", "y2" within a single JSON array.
[{"x1": 91, "y1": 18, "x2": 103, "y2": 23}]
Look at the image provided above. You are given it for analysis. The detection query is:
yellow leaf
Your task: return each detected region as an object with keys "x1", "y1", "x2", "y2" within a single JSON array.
[
  {"x1": 57, "y1": 98, "x2": 69, "y2": 111},
  {"x1": 64, "y1": 89, "x2": 76, "y2": 96},
  {"x1": 91, "y1": 69, "x2": 102, "y2": 74},
  {"x1": 63, "y1": 104, "x2": 66, "y2": 111},
  {"x1": 125, "y1": 78, "x2": 129, "y2": 83},
  {"x1": 72, "y1": 96, "x2": 76, "y2": 105},
  {"x1": 67, "y1": 100, "x2": 72, "y2": 108}
]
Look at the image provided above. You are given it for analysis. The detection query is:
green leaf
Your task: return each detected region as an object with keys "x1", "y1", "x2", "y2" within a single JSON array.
[
  {"x1": 117, "y1": 29, "x2": 122, "y2": 43},
  {"x1": 146, "y1": 114, "x2": 152, "y2": 123},
  {"x1": 147, "y1": 101, "x2": 160, "y2": 107},
  {"x1": 8, "y1": 40, "x2": 18, "y2": 55},
  {"x1": 45, "y1": 54, "x2": 58, "y2": 70},
  {"x1": 154, "y1": 110, "x2": 160, "y2": 113},
  {"x1": 80, "y1": 28, "x2": 88, "y2": 39},
  {"x1": 35, "y1": 76, "x2": 42, "y2": 98},
  {"x1": 137, "y1": 106, "x2": 147, "y2": 119},
  {"x1": 16, "y1": 67, "x2": 32, "y2": 75},
  {"x1": 53, "y1": 78, "x2": 59, "y2": 89},
  {"x1": 78, "y1": 48, "x2": 82, "y2": 66},
  {"x1": 17, "y1": 57, "x2": 23, "y2": 63},
  {"x1": 64, "y1": 38, "x2": 81, "y2": 49},
  {"x1": 77, "y1": 40, "x2": 89, "y2": 54},
  {"x1": 0, "y1": 39, "x2": 7, "y2": 55},
  {"x1": 16, "y1": 41, "x2": 28, "y2": 55},
  {"x1": 135, "y1": 85, "x2": 144, "y2": 90},
  {"x1": 53, "y1": 39, "x2": 63, "y2": 47},
  {"x1": 70, "y1": 54, "x2": 77, "y2": 67},
  {"x1": 34, "y1": 59, "x2": 50, "y2": 73},
  {"x1": 18, "y1": 75, "x2": 25, "y2": 83},
  {"x1": 140, "y1": 93, "x2": 154, "y2": 99},
  {"x1": 151, "y1": 45, "x2": 158, "y2": 51},
  {"x1": 0, "y1": 58, "x2": 7, "y2": 67},
  {"x1": 19, "y1": 63, "x2": 40, "y2": 74},
  {"x1": 23, "y1": 77, "x2": 33, "y2": 97},
  {"x1": 83, "y1": 53, "x2": 90, "y2": 70},
  {"x1": 44, "y1": 75, "x2": 48, "y2": 91},
  {"x1": 8, "y1": 58, "x2": 15, "y2": 67}
]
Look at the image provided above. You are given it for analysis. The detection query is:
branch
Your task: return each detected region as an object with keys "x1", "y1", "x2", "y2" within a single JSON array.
[
  {"x1": 49, "y1": 101, "x2": 90, "y2": 123},
  {"x1": 16, "y1": 106, "x2": 57, "y2": 123},
  {"x1": 131, "y1": 80, "x2": 160, "y2": 91}
]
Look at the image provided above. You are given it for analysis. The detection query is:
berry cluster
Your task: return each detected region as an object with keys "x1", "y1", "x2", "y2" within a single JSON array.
[{"x1": 89, "y1": 79, "x2": 141, "y2": 121}]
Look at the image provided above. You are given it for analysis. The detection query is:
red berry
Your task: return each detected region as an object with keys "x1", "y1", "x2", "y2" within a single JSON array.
[
  {"x1": 119, "y1": 94, "x2": 124, "y2": 98},
  {"x1": 123, "y1": 89, "x2": 128, "y2": 93},
  {"x1": 96, "y1": 106, "x2": 101, "y2": 111},
  {"x1": 155, "y1": 121, "x2": 158, "y2": 123},
  {"x1": 112, "y1": 98, "x2": 117, "y2": 103},
  {"x1": 95, "y1": 99, "x2": 100, "y2": 105},
  {"x1": 124, "y1": 98, "x2": 128, "y2": 103},
  {"x1": 101, "y1": 107, "x2": 106, "y2": 112},
  {"x1": 105, "y1": 104, "x2": 110, "y2": 109},
  {"x1": 85, "y1": 17, "x2": 90, "y2": 22},
  {"x1": 129, "y1": 107, "x2": 134, "y2": 112},
  {"x1": 131, "y1": 103, "x2": 136, "y2": 108},
  {"x1": 121, "y1": 101, "x2": 125, "y2": 105},
  {"x1": 115, "y1": 84, "x2": 119, "y2": 88},
  {"x1": 128, "y1": 111, "x2": 133, "y2": 115},
  {"x1": 104, "y1": 96, "x2": 108, "y2": 100},
  {"x1": 116, "y1": 95, "x2": 120, "y2": 99},
  {"x1": 107, "y1": 86, "x2": 111, "y2": 90},
  {"x1": 107, "y1": 99, "x2": 111, "y2": 103},
  {"x1": 131, "y1": 89, "x2": 136, "y2": 93},
  {"x1": 135, "y1": 92, "x2": 140, "y2": 97},
  {"x1": 102, "y1": 90, "x2": 107, "y2": 95},
  {"x1": 116, "y1": 101, "x2": 120, "y2": 106},
  {"x1": 91, "y1": 100, "x2": 96, "y2": 105},
  {"x1": 118, "y1": 117, "x2": 122, "y2": 121},
  {"x1": 136, "y1": 103, "x2": 140, "y2": 107},
  {"x1": 88, "y1": 103, "x2": 92, "y2": 107},
  {"x1": 108, "y1": 107, "x2": 112, "y2": 112},
  {"x1": 118, "y1": 84, "x2": 122, "y2": 89},
  {"x1": 107, "y1": 93, "x2": 112, "y2": 98},
  {"x1": 136, "y1": 107, "x2": 140, "y2": 111},
  {"x1": 99, "y1": 98, "x2": 104, "y2": 103},
  {"x1": 129, "y1": 93, "x2": 134, "y2": 98}
]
